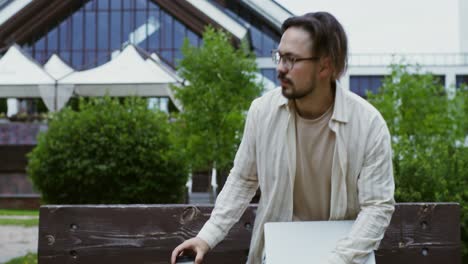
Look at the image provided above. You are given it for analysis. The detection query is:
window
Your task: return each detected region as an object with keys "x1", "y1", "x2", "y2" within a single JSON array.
[
  {"x1": 25, "y1": 0, "x2": 202, "y2": 69},
  {"x1": 260, "y1": 69, "x2": 279, "y2": 87},
  {"x1": 456, "y1": 75, "x2": 468, "y2": 89},
  {"x1": 350, "y1": 75, "x2": 385, "y2": 98},
  {"x1": 213, "y1": 1, "x2": 280, "y2": 57}
]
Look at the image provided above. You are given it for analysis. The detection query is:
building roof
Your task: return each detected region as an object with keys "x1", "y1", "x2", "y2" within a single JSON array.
[{"x1": 240, "y1": 0, "x2": 293, "y2": 31}]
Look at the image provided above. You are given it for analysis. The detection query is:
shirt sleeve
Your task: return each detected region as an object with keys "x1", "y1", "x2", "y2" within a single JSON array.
[
  {"x1": 197, "y1": 99, "x2": 260, "y2": 249},
  {"x1": 328, "y1": 120, "x2": 395, "y2": 264}
]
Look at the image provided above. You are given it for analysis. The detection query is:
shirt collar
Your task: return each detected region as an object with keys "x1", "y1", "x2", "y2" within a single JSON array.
[{"x1": 276, "y1": 81, "x2": 349, "y2": 123}]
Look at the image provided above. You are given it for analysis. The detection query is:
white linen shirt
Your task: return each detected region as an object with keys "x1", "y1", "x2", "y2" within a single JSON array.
[{"x1": 197, "y1": 84, "x2": 395, "y2": 264}]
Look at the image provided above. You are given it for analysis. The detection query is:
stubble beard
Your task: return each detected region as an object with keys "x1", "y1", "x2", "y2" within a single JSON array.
[{"x1": 281, "y1": 81, "x2": 315, "y2": 100}]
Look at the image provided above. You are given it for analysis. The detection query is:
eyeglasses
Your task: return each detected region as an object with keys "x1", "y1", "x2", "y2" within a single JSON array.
[{"x1": 271, "y1": 49, "x2": 320, "y2": 70}]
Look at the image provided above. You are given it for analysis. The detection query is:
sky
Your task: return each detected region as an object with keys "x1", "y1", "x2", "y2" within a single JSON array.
[{"x1": 275, "y1": 0, "x2": 461, "y2": 54}]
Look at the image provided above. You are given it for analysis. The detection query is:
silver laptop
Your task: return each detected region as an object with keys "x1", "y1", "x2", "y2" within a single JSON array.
[{"x1": 264, "y1": 220, "x2": 375, "y2": 264}]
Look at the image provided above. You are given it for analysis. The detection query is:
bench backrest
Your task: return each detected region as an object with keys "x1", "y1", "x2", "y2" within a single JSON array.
[{"x1": 38, "y1": 203, "x2": 460, "y2": 264}]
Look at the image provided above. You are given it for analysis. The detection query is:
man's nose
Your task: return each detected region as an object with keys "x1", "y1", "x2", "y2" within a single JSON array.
[{"x1": 276, "y1": 60, "x2": 288, "y2": 75}]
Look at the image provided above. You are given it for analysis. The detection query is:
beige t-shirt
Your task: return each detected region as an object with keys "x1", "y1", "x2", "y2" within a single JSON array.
[{"x1": 293, "y1": 104, "x2": 335, "y2": 221}]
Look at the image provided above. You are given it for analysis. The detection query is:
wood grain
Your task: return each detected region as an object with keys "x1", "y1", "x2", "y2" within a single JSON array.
[{"x1": 38, "y1": 203, "x2": 460, "y2": 264}]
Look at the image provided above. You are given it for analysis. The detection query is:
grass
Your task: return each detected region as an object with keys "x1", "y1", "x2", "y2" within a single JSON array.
[
  {"x1": 0, "y1": 218, "x2": 39, "y2": 227},
  {"x1": 5, "y1": 253, "x2": 37, "y2": 264},
  {"x1": 0, "y1": 209, "x2": 39, "y2": 216}
]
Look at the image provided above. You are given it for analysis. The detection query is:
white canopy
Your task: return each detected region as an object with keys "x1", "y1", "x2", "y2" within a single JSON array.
[
  {"x1": 41, "y1": 55, "x2": 75, "y2": 111},
  {"x1": 0, "y1": 44, "x2": 182, "y2": 112},
  {"x1": 0, "y1": 44, "x2": 55, "y2": 98},
  {"x1": 60, "y1": 45, "x2": 180, "y2": 98},
  {"x1": 44, "y1": 54, "x2": 74, "y2": 79}
]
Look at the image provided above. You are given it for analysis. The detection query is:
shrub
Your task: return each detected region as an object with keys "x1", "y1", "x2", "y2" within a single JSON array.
[
  {"x1": 27, "y1": 97, "x2": 188, "y2": 204},
  {"x1": 368, "y1": 64, "x2": 468, "y2": 261}
]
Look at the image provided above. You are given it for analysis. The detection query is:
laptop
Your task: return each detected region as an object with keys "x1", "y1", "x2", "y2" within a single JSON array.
[{"x1": 264, "y1": 220, "x2": 375, "y2": 264}]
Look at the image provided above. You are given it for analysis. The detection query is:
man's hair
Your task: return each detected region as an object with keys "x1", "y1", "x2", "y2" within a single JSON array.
[{"x1": 282, "y1": 12, "x2": 348, "y2": 80}]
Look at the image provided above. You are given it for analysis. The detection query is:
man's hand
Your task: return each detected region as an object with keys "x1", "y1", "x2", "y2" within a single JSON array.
[{"x1": 171, "y1": 237, "x2": 210, "y2": 264}]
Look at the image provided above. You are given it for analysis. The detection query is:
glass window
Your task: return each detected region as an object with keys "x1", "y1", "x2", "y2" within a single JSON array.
[
  {"x1": 261, "y1": 69, "x2": 279, "y2": 85},
  {"x1": 456, "y1": 75, "x2": 468, "y2": 89},
  {"x1": 262, "y1": 34, "x2": 276, "y2": 57},
  {"x1": 59, "y1": 20, "x2": 69, "y2": 51},
  {"x1": 72, "y1": 51, "x2": 83, "y2": 69},
  {"x1": 161, "y1": 50, "x2": 172, "y2": 64},
  {"x1": 136, "y1": 0, "x2": 147, "y2": 10},
  {"x1": 123, "y1": 0, "x2": 132, "y2": 9},
  {"x1": 135, "y1": 10, "x2": 147, "y2": 47},
  {"x1": 350, "y1": 75, "x2": 385, "y2": 98},
  {"x1": 110, "y1": 11, "x2": 122, "y2": 50},
  {"x1": 97, "y1": 51, "x2": 108, "y2": 66},
  {"x1": 72, "y1": 11, "x2": 83, "y2": 50},
  {"x1": 97, "y1": 0, "x2": 109, "y2": 10},
  {"x1": 250, "y1": 27, "x2": 261, "y2": 54},
  {"x1": 85, "y1": 1, "x2": 95, "y2": 11},
  {"x1": 25, "y1": 0, "x2": 202, "y2": 70},
  {"x1": 216, "y1": 1, "x2": 280, "y2": 57},
  {"x1": 123, "y1": 11, "x2": 133, "y2": 43},
  {"x1": 148, "y1": 0, "x2": 158, "y2": 11},
  {"x1": 110, "y1": 0, "x2": 121, "y2": 10},
  {"x1": 85, "y1": 11, "x2": 96, "y2": 50},
  {"x1": 35, "y1": 36, "x2": 45, "y2": 50},
  {"x1": 47, "y1": 27, "x2": 58, "y2": 50},
  {"x1": 162, "y1": 13, "x2": 173, "y2": 49},
  {"x1": 174, "y1": 20, "x2": 185, "y2": 49},
  {"x1": 187, "y1": 31, "x2": 199, "y2": 46},
  {"x1": 98, "y1": 11, "x2": 109, "y2": 50},
  {"x1": 59, "y1": 51, "x2": 71, "y2": 64},
  {"x1": 85, "y1": 51, "x2": 96, "y2": 67}
]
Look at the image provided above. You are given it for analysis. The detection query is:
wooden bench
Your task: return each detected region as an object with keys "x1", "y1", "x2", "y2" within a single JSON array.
[{"x1": 38, "y1": 203, "x2": 461, "y2": 264}]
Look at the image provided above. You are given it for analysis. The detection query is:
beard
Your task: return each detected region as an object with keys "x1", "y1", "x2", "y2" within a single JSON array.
[{"x1": 278, "y1": 72, "x2": 315, "y2": 100}]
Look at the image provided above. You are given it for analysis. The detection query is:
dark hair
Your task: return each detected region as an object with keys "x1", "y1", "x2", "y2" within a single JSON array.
[{"x1": 282, "y1": 12, "x2": 348, "y2": 80}]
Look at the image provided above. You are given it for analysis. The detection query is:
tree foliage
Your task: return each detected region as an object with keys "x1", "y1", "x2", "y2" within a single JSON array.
[
  {"x1": 172, "y1": 27, "x2": 262, "y2": 172},
  {"x1": 27, "y1": 97, "x2": 188, "y2": 204},
  {"x1": 368, "y1": 64, "x2": 468, "y2": 260}
]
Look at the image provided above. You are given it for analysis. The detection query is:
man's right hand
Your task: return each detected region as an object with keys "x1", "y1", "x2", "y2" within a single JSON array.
[{"x1": 170, "y1": 237, "x2": 210, "y2": 264}]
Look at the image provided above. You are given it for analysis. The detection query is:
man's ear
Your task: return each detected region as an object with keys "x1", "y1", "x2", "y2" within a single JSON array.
[{"x1": 318, "y1": 57, "x2": 334, "y2": 80}]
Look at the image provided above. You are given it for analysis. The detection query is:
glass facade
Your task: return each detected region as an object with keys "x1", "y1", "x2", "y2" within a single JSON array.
[
  {"x1": 209, "y1": 0, "x2": 280, "y2": 57},
  {"x1": 25, "y1": 0, "x2": 202, "y2": 70},
  {"x1": 456, "y1": 75, "x2": 468, "y2": 89},
  {"x1": 260, "y1": 68, "x2": 279, "y2": 86},
  {"x1": 350, "y1": 75, "x2": 385, "y2": 98}
]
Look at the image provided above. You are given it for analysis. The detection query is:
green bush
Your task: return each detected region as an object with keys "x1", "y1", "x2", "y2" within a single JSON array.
[
  {"x1": 27, "y1": 97, "x2": 188, "y2": 204},
  {"x1": 368, "y1": 64, "x2": 468, "y2": 261}
]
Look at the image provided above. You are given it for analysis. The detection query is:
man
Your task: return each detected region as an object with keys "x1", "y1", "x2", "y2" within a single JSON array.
[{"x1": 171, "y1": 12, "x2": 394, "y2": 264}]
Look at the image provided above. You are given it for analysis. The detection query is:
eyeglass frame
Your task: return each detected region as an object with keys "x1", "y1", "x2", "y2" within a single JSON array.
[{"x1": 271, "y1": 49, "x2": 320, "y2": 70}]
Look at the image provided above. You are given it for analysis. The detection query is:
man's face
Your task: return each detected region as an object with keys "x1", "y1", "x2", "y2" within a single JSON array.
[{"x1": 276, "y1": 27, "x2": 319, "y2": 100}]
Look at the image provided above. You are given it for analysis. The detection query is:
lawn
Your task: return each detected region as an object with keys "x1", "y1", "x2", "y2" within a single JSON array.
[
  {"x1": 0, "y1": 218, "x2": 39, "y2": 227},
  {"x1": 5, "y1": 253, "x2": 37, "y2": 264},
  {"x1": 0, "y1": 209, "x2": 39, "y2": 226},
  {"x1": 0, "y1": 209, "x2": 39, "y2": 216}
]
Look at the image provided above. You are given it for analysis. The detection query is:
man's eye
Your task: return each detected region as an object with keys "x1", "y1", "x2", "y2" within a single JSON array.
[{"x1": 284, "y1": 56, "x2": 294, "y2": 62}]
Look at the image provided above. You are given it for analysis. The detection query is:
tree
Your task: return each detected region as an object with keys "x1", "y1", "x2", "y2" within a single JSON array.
[
  {"x1": 28, "y1": 97, "x2": 188, "y2": 204},
  {"x1": 368, "y1": 64, "x2": 468, "y2": 261},
  {"x1": 171, "y1": 27, "x2": 263, "y2": 190}
]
